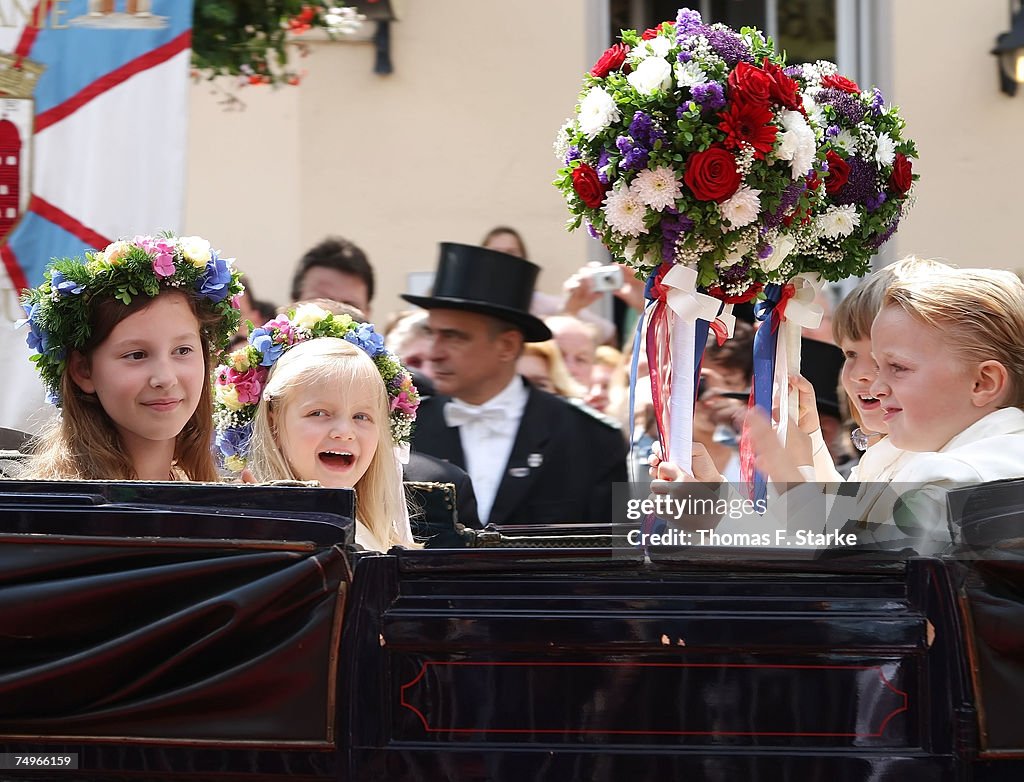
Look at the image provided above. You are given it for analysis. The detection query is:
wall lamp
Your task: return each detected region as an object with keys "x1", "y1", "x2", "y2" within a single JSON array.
[
  {"x1": 351, "y1": 0, "x2": 398, "y2": 75},
  {"x1": 993, "y1": 0, "x2": 1024, "y2": 96}
]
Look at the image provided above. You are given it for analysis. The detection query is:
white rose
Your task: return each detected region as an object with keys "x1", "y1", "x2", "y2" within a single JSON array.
[
  {"x1": 578, "y1": 86, "x2": 621, "y2": 139},
  {"x1": 178, "y1": 236, "x2": 212, "y2": 268},
  {"x1": 761, "y1": 235, "x2": 797, "y2": 272},
  {"x1": 291, "y1": 303, "x2": 332, "y2": 330},
  {"x1": 627, "y1": 57, "x2": 673, "y2": 96}
]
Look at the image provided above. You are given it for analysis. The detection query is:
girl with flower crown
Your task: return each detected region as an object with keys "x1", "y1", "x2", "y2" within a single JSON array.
[
  {"x1": 18, "y1": 235, "x2": 242, "y2": 482},
  {"x1": 214, "y1": 304, "x2": 419, "y2": 552}
]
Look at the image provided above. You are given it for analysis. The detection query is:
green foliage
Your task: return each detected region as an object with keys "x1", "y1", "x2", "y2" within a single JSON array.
[{"x1": 191, "y1": 1, "x2": 359, "y2": 86}]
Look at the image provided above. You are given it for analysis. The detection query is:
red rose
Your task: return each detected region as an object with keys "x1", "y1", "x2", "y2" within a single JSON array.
[
  {"x1": 821, "y1": 74, "x2": 860, "y2": 94},
  {"x1": 889, "y1": 153, "x2": 913, "y2": 195},
  {"x1": 684, "y1": 145, "x2": 742, "y2": 203},
  {"x1": 727, "y1": 62, "x2": 773, "y2": 107},
  {"x1": 641, "y1": 23, "x2": 667, "y2": 40},
  {"x1": 718, "y1": 99, "x2": 778, "y2": 159},
  {"x1": 825, "y1": 151, "x2": 851, "y2": 195},
  {"x1": 761, "y1": 58, "x2": 802, "y2": 111},
  {"x1": 571, "y1": 164, "x2": 608, "y2": 209},
  {"x1": 590, "y1": 43, "x2": 629, "y2": 78}
]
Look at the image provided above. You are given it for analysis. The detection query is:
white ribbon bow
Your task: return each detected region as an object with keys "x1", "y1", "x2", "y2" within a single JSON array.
[
  {"x1": 660, "y1": 264, "x2": 722, "y2": 324},
  {"x1": 444, "y1": 399, "x2": 509, "y2": 433}
]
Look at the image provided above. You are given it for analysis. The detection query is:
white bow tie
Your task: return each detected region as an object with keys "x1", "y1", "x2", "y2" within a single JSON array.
[{"x1": 444, "y1": 399, "x2": 510, "y2": 431}]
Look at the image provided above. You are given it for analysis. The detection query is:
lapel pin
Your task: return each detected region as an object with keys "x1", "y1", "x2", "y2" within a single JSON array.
[
  {"x1": 509, "y1": 467, "x2": 530, "y2": 478},
  {"x1": 527, "y1": 453, "x2": 543, "y2": 468}
]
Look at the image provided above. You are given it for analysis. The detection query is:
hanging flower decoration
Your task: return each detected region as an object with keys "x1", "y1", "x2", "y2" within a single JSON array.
[
  {"x1": 554, "y1": 8, "x2": 828, "y2": 304},
  {"x1": 192, "y1": 2, "x2": 364, "y2": 88}
]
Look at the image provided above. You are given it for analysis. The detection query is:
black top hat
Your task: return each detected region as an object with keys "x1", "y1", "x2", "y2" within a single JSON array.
[
  {"x1": 801, "y1": 337, "x2": 844, "y2": 419},
  {"x1": 402, "y1": 243, "x2": 552, "y2": 342}
]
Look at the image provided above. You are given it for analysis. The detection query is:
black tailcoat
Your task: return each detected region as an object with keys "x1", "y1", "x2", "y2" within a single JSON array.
[{"x1": 411, "y1": 382, "x2": 628, "y2": 525}]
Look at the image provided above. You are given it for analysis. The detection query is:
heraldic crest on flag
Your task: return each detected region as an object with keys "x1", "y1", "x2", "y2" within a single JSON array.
[{"x1": 0, "y1": 0, "x2": 191, "y2": 295}]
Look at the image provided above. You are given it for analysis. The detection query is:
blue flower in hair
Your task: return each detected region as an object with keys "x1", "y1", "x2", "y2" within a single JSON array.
[
  {"x1": 196, "y1": 252, "x2": 235, "y2": 303},
  {"x1": 250, "y1": 328, "x2": 287, "y2": 366},
  {"x1": 216, "y1": 422, "x2": 252, "y2": 458},
  {"x1": 50, "y1": 270, "x2": 84, "y2": 296},
  {"x1": 345, "y1": 321, "x2": 386, "y2": 357}
]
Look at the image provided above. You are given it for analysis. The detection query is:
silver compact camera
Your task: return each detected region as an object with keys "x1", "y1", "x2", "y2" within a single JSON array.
[{"x1": 583, "y1": 264, "x2": 624, "y2": 294}]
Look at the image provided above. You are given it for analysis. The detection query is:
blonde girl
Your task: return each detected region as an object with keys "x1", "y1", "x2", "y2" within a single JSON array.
[
  {"x1": 19, "y1": 235, "x2": 242, "y2": 481},
  {"x1": 215, "y1": 305, "x2": 420, "y2": 552}
]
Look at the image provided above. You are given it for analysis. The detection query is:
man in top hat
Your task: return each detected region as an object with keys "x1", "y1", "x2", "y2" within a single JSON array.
[{"x1": 403, "y1": 243, "x2": 627, "y2": 526}]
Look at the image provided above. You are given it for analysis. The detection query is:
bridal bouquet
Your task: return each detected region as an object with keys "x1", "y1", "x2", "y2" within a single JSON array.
[{"x1": 554, "y1": 7, "x2": 827, "y2": 303}]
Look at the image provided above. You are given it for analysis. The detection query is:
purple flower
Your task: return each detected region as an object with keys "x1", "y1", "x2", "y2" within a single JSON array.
[
  {"x1": 764, "y1": 181, "x2": 806, "y2": 229},
  {"x1": 691, "y1": 82, "x2": 726, "y2": 110},
  {"x1": 719, "y1": 259, "x2": 752, "y2": 285},
  {"x1": 250, "y1": 328, "x2": 287, "y2": 366},
  {"x1": 660, "y1": 211, "x2": 695, "y2": 262},
  {"x1": 833, "y1": 157, "x2": 877, "y2": 206},
  {"x1": 628, "y1": 111, "x2": 652, "y2": 142},
  {"x1": 865, "y1": 191, "x2": 888, "y2": 213},
  {"x1": 868, "y1": 214, "x2": 901, "y2": 249},
  {"x1": 676, "y1": 50, "x2": 693, "y2": 63},
  {"x1": 817, "y1": 88, "x2": 865, "y2": 125},
  {"x1": 869, "y1": 87, "x2": 884, "y2": 115},
  {"x1": 622, "y1": 147, "x2": 649, "y2": 171},
  {"x1": 825, "y1": 124, "x2": 840, "y2": 138},
  {"x1": 344, "y1": 322, "x2": 386, "y2": 358},
  {"x1": 565, "y1": 146, "x2": 581, "y2": 165},
  {"x1": 196, "y1": 252, "x2": 234, "y2": 302},
  {"x1": 783, "y1": 64, "x2": 804, "y2": 78},
  {"x1": 758, "y1": 244, "x2": 774, "y2": 260},
  {"x1": 616, "y1": 135, "x2": 634, "y2": 155},
  {"x1": 585, "y1": 222, "x2": 600, "y2": 240},
  {"x1": 704, "y1": 27, "x2": 753, "y2": 67},
  {"x1": 50, "y1": 270, "x2": 84, "y2": 296},
  {"x1": 675, "y1": 8, "x2": 704, "y2": 40},
  {"x1": 217, "y1": 423, "x2": 252, "y2": 458},
  {"x1": 597, "y1": 149, "x2": 612, "y2": 185}
]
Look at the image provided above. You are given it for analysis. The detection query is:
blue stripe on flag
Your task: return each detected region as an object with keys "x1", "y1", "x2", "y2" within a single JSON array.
[
  {"x1": 28, "y1": 0, "x2": 192, "y2": 115},
  {"x1": 6, "y1": 212, "x2": 100, "y2": 289}
]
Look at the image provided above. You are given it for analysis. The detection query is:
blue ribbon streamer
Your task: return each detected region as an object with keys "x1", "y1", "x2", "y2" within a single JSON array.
[{"x1": 749, "y1": 283, "x2": 786, "y2": 502}]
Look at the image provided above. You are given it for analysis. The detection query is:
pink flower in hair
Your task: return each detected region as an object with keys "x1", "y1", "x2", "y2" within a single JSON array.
[
  {"x1": 390, "y1": 390, "x2": 418, "y2": 417},
  {"x1": 228, "y1": 367, "x2": 266, "y2": 405}
]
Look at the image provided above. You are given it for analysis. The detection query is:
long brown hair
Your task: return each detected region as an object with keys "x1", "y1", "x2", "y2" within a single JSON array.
[{"x1": 28, "y1": 290, "x2": 221, "y2": 481}]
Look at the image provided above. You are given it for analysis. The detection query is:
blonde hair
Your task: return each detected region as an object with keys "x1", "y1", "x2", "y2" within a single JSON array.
[
  {"x1": 521, "y1": 341, "x2": 584, "y2": 398},
  {"x1": 594, "y1": 345, "x2": 623, "y2": 369},
  {"x1": 27, "y1": 290, "x2": 220, "y2": 481},
  {"x1": 247, "y1": 337, "x2": 411, "y2": 549},
  {"x1": 884, "y1": 268, "x2": 1024, "y2": 409},
  {"x1": 833, "y1": 257, "x2": 953, "y2": 345}
]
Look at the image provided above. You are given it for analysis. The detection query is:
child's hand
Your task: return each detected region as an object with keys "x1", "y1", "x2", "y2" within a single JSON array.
[
  {"x1": 648, "y1": 441, "x2": 723, "y2": 484},
  {"x1": 791, "y1": 374, "x2": 821, "y2": 435},
  {"x1": 744, "y1": 407, "x2": 807, "y2": 485},
  {"x1": 239, "y1": 468, "x2": 258, "y2": 485}
]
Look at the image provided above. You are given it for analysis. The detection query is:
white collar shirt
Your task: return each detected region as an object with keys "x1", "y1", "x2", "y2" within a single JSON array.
[{"x1": 444, "y1": 376, "x2": 528, "y2": 524}]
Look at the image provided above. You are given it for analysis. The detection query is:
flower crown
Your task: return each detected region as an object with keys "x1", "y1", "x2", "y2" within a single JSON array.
[
  {"x1": 213, "y1": 303, "x2": 420, "y2": 473},
  {"x1": 18, "y1": 233, "x2": 244, "y2": 405}
]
